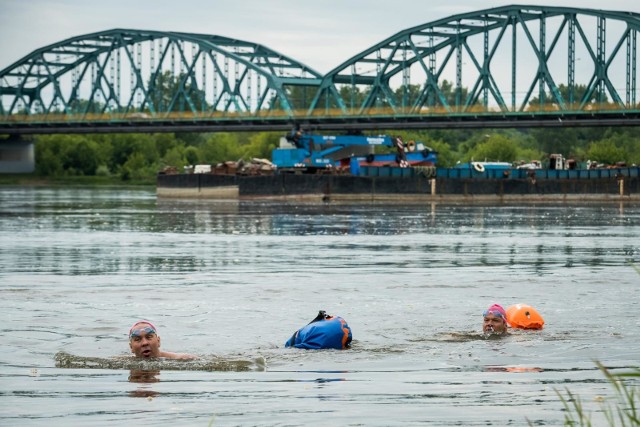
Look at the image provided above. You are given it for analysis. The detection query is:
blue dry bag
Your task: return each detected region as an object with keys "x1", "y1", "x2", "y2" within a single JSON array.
[{"x1": 285, "y1": 311, "x2": 352, "y2": 350}]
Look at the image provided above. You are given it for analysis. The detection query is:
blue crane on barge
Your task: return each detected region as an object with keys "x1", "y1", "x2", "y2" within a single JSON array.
[{"x1": 272, "y1": 128, "x2": 437, "y2": 174}]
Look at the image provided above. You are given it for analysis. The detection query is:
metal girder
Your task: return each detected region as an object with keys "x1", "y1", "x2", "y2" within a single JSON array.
[
  {"x1": 1, "y1": 6, "x2": 639, "y2": 129},
  {"x1": 3, "y1": 110, "x2": 640, "y2": 135},
  {"x1": 0, "y1": 29, "x2": 322, "y2": 117},
  {"x1": 311, "y1": 5, "x2": 640, "y2": 115}
]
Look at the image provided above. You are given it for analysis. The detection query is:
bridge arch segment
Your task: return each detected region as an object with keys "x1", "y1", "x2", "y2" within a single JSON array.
[
  {"x1": 0, "y1": 29, "x2": 322, "y2": 117},
  {"x1": 310, "y1": 5, "x2": 640, "y2": 115}
]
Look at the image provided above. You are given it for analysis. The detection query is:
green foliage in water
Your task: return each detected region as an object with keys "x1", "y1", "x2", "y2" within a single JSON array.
[{"x1": 538, "y1": 362, "x2": 639, "y2": 426}]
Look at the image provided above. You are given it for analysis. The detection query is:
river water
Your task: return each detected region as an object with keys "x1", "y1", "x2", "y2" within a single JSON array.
[{"x1": 0, "y1": 186, "x2": 639, "y2": 426}]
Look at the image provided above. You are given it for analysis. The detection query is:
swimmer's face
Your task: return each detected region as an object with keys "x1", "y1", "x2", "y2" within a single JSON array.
[
  {"x1": 129, "y1": 323, "x2": 161, "y2": 358},
  {"x1": 483, "y1": 313, "x2": 507, "y2": 334}
]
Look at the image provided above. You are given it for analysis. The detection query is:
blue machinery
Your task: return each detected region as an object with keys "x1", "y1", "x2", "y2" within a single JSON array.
[
  {"x1": 271, "y1": 130, "x2": 437, "y2": 172},
  {"x1": 2, "y1": 5, "x2": 640, "y2": 134}
]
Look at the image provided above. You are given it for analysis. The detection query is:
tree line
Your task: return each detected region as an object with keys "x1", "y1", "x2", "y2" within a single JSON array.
[{"x1": 24, "y1": 125, "x2": 640, "y2": 182}]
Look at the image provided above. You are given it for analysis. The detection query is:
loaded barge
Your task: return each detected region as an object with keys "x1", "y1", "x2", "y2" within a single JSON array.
[
  {"x1": 157, "y1": 131, "x2": 640, "y2": 201},
  {"x1": 157, "y1": 165, "x2": 640, "y2": 202}
]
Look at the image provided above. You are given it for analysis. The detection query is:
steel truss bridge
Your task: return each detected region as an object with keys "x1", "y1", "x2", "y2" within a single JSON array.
[{"x1": 2, "y1": 5, "x2": 640, "y2": 134}]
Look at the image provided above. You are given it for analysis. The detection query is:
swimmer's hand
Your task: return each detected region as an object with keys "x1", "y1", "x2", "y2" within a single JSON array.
[
  {"x1": 173, "y1": 353, "x2": 198, "y2": 360},
  {"x1": 158, "y1": 351, "x2": 198, "y2": 360}
]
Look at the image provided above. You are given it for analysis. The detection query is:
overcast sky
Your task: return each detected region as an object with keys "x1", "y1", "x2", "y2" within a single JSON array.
[{"x1": 0, "y1": 0, "x2": 638, "y2": 74}]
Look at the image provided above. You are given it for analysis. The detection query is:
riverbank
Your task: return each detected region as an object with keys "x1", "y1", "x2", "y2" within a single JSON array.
[{"x1": 0, "y1": 174, "x2": 155, "y2": 187}]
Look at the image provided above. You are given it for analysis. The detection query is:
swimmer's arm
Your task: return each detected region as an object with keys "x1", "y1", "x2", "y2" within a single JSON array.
[{"x1": 159, "y1": 351, "x2": 198, "y2": 360}]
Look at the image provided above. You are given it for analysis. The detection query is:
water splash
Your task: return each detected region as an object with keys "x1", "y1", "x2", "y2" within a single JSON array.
[{"x1": 54, "y1": 351, "x2": 266, "y2": 372}]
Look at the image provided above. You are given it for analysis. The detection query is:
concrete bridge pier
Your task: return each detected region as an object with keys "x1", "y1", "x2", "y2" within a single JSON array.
[{"x1": 0, "y1": 135, "x2": 35, "y2": 173}]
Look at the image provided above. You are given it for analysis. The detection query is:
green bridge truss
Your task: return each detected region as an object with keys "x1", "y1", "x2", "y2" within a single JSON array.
[
  {"x1": 0, "y1": 29, "x2": 322, "y2": 116},
  {"x1": 314, "y1": 5, "x2": 640, "y2": 114},
  {"x1": 1, "y1": 5, "x2": 640, "y2": 132}
]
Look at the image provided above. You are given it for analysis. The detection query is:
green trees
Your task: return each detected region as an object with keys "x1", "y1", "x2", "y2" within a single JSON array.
[
  {"x1": 242, "y1": 132, "x2": 281, "y2": 159},
  {"x1": 466, "y1": 134, "x2": 519, "y2": 163},
  {"x1": 198, "y1": 133, "x2": 243, "y2": 164},
  {"x1": 67, "y1": 138, "x2": 100, "y2": 175},
  {"x1": 149, "y1": 71, "x2": 207, "y2": 113},
  {"x1": 527, "y1": 83, "x2": 603, "y2": 109},
  {"x1": 590, "y1": 131, "x2": 640, "y2": 165},
  {"x1": 29, "y1": 125, "x2": 638, "y2": 182},
  {"x1": 35, "y1": 135, "x2": 100, "y2": 176},
  {"x1": 35, "y1": 133, "x2": 175, "y2": 181},
  {"x1": 586, "y1": 139, "x2": 627, "y2": 165},
  {"x1": 35, "y1": 136, "x2": 65, "y2": 176}
]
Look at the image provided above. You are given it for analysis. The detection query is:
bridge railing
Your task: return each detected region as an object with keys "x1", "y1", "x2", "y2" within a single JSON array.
[{"x1": 2, "y1": 103, "x2": 639, "y2": 124}]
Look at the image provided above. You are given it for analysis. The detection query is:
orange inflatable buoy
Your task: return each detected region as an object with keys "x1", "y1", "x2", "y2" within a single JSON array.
[{"x1": 506, "y1": 304, "x2": 544, "y2": 329}]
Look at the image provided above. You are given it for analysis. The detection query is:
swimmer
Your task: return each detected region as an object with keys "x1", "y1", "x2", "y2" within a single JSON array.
[
  {"x1": 482, "y1": 304, "x2": 508, "y2": 335},
  {"x1": 128, "y1": 321, "x2": 197, "y2": 360}
]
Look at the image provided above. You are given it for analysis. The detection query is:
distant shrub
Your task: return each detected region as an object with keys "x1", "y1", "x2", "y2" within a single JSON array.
[{"x1": 95, "y1": 165, "x2": 110, "y2": 176}]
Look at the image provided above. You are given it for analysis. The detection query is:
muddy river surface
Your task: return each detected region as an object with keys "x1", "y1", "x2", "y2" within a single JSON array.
[{"x1": 1, "y1": 187, "x2": 639, "y2": 426}]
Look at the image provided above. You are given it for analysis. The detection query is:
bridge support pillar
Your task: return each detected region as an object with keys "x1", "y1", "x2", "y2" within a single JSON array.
[{"x1": 0, "y1": 135, "x2": 35, "y2": 173}]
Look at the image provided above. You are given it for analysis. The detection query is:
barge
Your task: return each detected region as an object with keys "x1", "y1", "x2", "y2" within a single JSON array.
[
  {"x1": 157, "y1": 130, "x2": 639, "y2": 202},
  {"x1": 157, "y1": 165, "x2": 640, "y2": 202}
]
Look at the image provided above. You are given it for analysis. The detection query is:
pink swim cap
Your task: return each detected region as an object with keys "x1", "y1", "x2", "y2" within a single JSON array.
[
  {"x1": 129, "y1": 320, "x2": 158, "y2": 336},
  {"x1": 483, "y1": 304, "x2": 507, "y2": 320}
]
